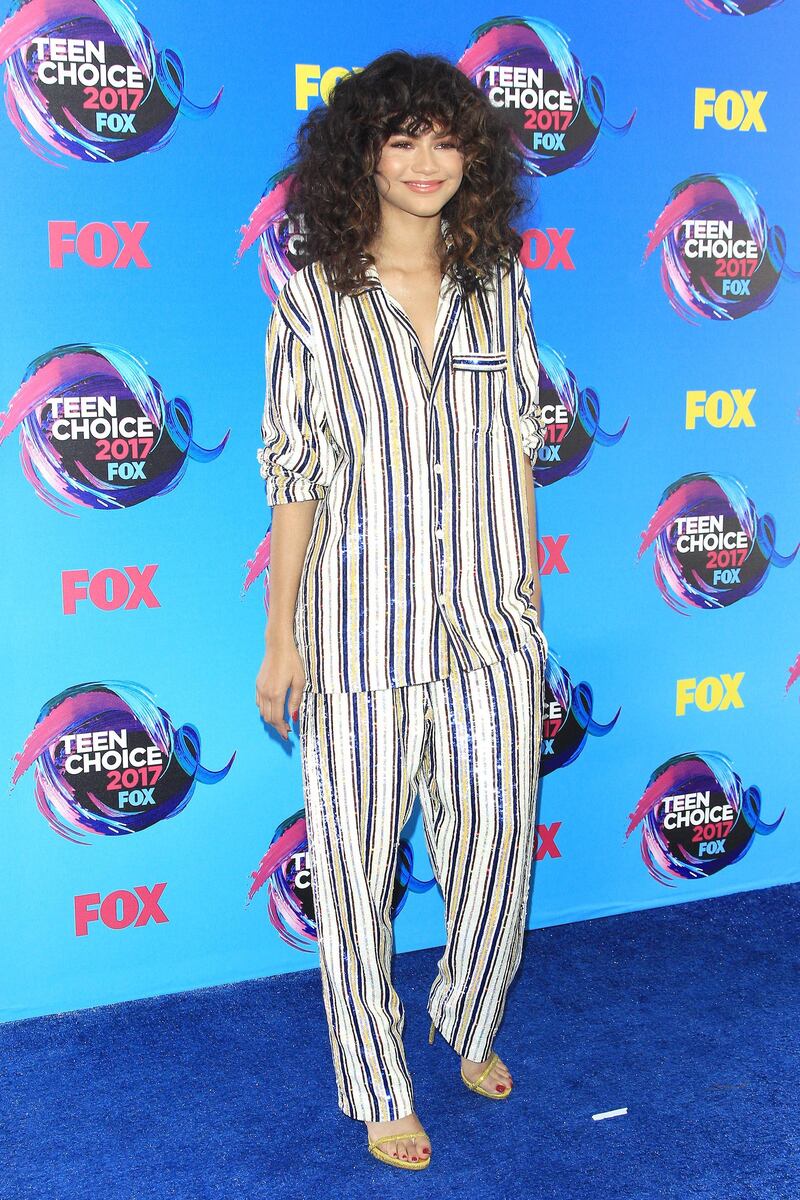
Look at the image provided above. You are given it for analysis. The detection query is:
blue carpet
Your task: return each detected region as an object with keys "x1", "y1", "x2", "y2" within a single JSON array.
[{"x1": 2, "y1": 883, "x2": 798, "y2": 1200}]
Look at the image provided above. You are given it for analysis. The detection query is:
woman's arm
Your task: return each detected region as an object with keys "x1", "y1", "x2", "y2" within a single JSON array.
[
  {"x1": 256, "y1": 498, "x2": 319, "y2": 739},
  {"x1": 255, "y1": 299, "x2": 331, "y2": 738},
  {"x1": 522, "y1": 458, "x2": 543, "y2": 619},
  {"x1": 512, "y1": 257, "x2": 546, "y2": 622}
]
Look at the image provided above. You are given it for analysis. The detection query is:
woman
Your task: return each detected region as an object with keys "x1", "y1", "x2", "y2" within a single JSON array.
[{"x1": 255, "y1": 50, "x2": 548, "y2": 1171}]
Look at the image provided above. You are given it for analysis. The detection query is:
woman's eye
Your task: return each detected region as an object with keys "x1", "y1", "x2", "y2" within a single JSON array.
[{"x1": 389, "y1": 139, "x2": 459, "y2": 150}]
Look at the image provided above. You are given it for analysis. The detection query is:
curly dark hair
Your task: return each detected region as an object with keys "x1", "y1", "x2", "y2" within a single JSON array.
[{"x1": 282, "y1": 50, "x2": 537, "y2": 297}]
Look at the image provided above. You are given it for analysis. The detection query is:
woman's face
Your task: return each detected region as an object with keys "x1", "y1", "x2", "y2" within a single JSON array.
[{"x1": 373, "y1": 123, "x2": 464, "y2": 218}]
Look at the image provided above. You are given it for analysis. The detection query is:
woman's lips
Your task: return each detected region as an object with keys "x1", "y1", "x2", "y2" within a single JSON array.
[{"x1": 404, "y1": 181, "x2": 445, "y2": 192}]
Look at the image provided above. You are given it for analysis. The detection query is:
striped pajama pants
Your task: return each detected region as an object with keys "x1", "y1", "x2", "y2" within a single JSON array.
[{"x1": 297, "y1": 631, "x2": 547, "y2": 1123}]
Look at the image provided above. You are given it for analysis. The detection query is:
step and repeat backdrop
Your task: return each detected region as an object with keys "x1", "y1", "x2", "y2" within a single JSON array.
[{"x1": 1, "y1": 0, "x2": 798, "y2": 1023}]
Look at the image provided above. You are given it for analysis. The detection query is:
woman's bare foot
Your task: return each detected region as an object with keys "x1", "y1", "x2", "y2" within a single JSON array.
[
  {"x1": 365, "y1": 1112, "x2": 431, "y2": 1162},
  {"x1": 461, "y1": 1052, "x2": 513, "y2": 1094}
]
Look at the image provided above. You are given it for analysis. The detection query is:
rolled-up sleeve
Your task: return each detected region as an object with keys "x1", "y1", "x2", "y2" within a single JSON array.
[
  {"x1": 512, "y1": 258, "x2": 546, "y2": 461},
  {"x1": 257, "y1": 303, "x2": 331, "y2": 506}
]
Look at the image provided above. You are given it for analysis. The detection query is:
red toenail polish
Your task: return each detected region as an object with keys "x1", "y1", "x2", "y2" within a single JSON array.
[{"x1": 496, "y1": 1084, "x2": 506, "y2": 1092}]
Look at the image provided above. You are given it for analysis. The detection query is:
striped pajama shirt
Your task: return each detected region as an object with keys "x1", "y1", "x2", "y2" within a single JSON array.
[{"x1": 259, "y1": 220, "x2": 548, "y2": 1120}]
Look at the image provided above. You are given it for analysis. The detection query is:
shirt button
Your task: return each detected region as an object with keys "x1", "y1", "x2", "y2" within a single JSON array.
[
  {"x1": 435, "y1": 528, "x2": 445, "y2": 540},
  {"x1": 433, "y1": 463, "x2": 443, "y2": 474}
]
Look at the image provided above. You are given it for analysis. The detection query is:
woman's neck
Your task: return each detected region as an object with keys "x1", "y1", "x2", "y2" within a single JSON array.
[{"x1": 365, "y1": 208, "x2": 445, "y2": 273}]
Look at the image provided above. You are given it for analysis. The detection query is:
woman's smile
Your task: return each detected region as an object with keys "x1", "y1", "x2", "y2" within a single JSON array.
[{"x1": 404, "y1": 180, "x2": 445, "y2": 192}]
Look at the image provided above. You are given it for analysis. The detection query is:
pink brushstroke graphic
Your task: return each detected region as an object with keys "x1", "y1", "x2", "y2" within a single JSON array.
[
  {"x1": 459, "y1": 16, "x2": 635, "y2": 178},
  {"x1": 625, "y1": 751, "x2": 783, "y2": 886},
  {"x1": 247, "y1": 813, "x2": 312, "y2": 951},
  {"x1": 235, "y1": 171, "x2": 298, "y2": 302},
  {"x1": 786, "y1": 653, "x2": 800, "y2": 697},
  {"x1": 684, "y1": 0, "x2": 784, "y2": 15},
  {"x1": 637, "y1": 472, "x2": 798, "y2": 613},
  {"x1": 0, "y1": 343, "x2": 229, "y2": 513},
  {"x1": 0, "y1": 0, "x2": 221, "y2": 165},
  {"x1": 642, "y1": 173, "x2": 798, "y2": 323},
  {"x1": 10, "y1": 680, "x2": 234, "y2": 842},
  {"x1": 247, "y1": 809, "x2": 436, "y2": 952},
  {"x1": 533, "y1": 345, "x2": 629, "y2": 488},
  {"x1": 539, "y1": 650, "x2": 620, "y2": 778},
  {"x1": 242, "y1": 530, "x2": 271, "y2": 612}
]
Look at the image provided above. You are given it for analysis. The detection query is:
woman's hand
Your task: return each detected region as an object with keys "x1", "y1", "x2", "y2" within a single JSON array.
[{"x1": 256, "y1": 636, "x2": 306, "y2": 740}]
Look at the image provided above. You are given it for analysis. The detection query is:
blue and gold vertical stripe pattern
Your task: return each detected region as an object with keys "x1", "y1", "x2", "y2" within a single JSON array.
[
  {"x1": 258, "y1": 250, "x2": 547, "y2": 695},
  {"x1": 298, "y1": 633, "x2": 546, "y2": 1121}
]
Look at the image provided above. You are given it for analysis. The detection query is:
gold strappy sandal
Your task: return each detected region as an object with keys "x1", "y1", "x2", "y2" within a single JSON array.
[
  {"x1": 460, "y1": 1051, "x2": 513, "y2": 1099},
  {"x1": 367, "y1": 1130, "x2": 431, "y2": 1170},
  {"x1": 429, "y1": 1018, "x2": 513, "y2": 1100}
]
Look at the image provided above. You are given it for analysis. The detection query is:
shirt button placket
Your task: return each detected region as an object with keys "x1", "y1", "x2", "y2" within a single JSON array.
[{"x1": 432, "y1": 460, "x2": 446, "y2": 601}]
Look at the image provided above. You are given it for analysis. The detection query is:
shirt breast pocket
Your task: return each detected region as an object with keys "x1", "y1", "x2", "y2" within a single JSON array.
[{"x1": 451, "y1": 351, "x2": 509, "y2": 430}]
